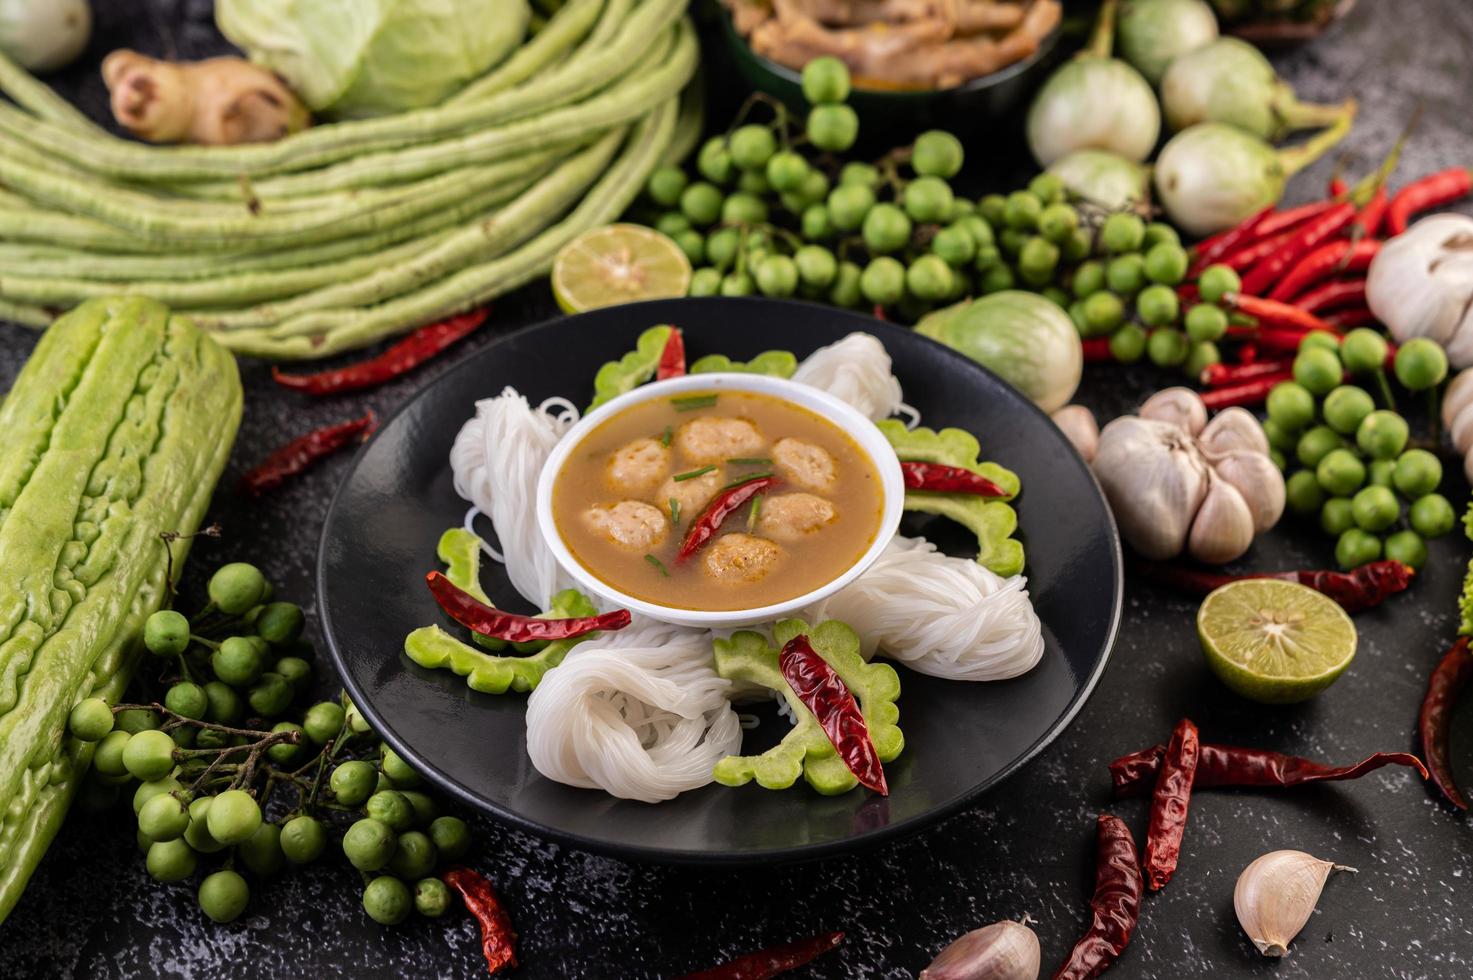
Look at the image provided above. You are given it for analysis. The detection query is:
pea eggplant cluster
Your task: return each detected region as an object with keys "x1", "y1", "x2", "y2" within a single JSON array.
[{"x1": 67, "y1": 562, "x2": 474, "y2": 928}]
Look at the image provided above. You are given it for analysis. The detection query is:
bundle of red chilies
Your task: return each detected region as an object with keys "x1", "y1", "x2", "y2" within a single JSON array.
[{"x1": 1050, "y1": 721, "x2": 1429, "y2": 978}]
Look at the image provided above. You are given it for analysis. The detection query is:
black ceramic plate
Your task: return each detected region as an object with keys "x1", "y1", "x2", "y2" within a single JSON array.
[{"x1": 319, "y1": 298, "x2": 1122, "y2": 864}]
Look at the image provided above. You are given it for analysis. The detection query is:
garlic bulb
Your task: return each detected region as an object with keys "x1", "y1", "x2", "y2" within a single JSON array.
[
  {"x1": 1093, "y1": 387, "x2": 1282, "y2": 563},
  {"x1": 1367, "y1": 214, "x2": 1473, "y2": 368},
  {"x1": 1234, "y1": 850, "x2": 1356, "y2": 957},
  {"x1": 1441, "y1": 368, "x2": 1473, "y2": 484},
  {"x1": 1052, "y1": 405, "x2": 1100, "y2": 463},
  {"x1": 920, "y1": 919, "x2": 1041, "y2": 980}
]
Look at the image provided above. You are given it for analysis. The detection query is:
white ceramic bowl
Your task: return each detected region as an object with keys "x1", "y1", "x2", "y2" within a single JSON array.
[{"x1": 536, "y1": 373, "x2": 904, "y2": 628}]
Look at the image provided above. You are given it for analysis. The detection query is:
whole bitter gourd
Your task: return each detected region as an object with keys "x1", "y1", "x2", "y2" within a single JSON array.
[{"x1": 0, "y1": 297, "x2": 242, "y2": 923}]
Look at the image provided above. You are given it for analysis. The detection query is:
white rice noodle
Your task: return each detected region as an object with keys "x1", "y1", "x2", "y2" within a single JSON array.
[
  {"x1": 524, "y1": 623, "x2": 742, "y2": 803},
  {"x1": 449, "y1": 387, "x2": 578, "y2": 609},
  {"x1": 806, "y1": 536, "x2": 1044, "y2": 681},
  {"x1": 792, "y1": 332, "x2": 906, "y2": 423}
]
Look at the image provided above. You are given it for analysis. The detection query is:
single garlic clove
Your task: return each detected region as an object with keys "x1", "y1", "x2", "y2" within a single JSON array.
[
  {"x1": 1139, "y1": 386, "x2": 1207, "y2": 436},
  {"x1": 1234, "y1": 850, "x2": 1356, "y2": 958},
  {"x1": 919, "y1": 919, "x2": 1041, "y2": 980},
  {"x1": 1187, "y1": 475, "x2": 1255, "y2": 564},
  {"x1": 1052, "y1": 405, "x2": 1100, "y2": 463},
  {"x1": 1465, "y1": 448, "x2": 1473, "y2": 488},
  {"x1": 1094, "y1": 416, "x2": 1210, "y2": 560},
  {"x1": 1441, "y1": 368, "x2": 1473, "y2": 430},
  {"x1": 1212, "y1": 450, "x2": 1286, "y2": 534},
  {"x1": 1452, "y1": 400, "x2": 1473, "y2": 457},
  {"x1": 1198, "y1": 407, "x2": 1270, "y2": 458}
]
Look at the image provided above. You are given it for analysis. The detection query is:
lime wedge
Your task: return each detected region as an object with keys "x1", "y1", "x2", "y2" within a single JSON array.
[
  {"x1": 551, "y1": 223, "x2": 692, "y2": 313},
  {"x1": 1197, "y1": 579, "x2": 1357, "y2": 704}
]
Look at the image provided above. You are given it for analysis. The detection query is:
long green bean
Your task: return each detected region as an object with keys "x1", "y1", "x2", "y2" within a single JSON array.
[
  {"x1": 0, "y1": 0, "x2": 681, "y2": 183},
  {"x1": 0, "y1": 50, "x2": 99, "y2": 135},
  {"x1": 449, "y1": 0, "x2": 604, "y2": 105}
]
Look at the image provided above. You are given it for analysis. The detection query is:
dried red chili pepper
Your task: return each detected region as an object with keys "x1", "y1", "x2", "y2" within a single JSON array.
[
  {"x1": 1268, "y1": 238, "x2": 1380, "y2": 302},
  {"x1": 1418, "y1": 636, "x2": 1473, "y2": 810},
  {"x1": 1190, "y1": 205, "x2": 1274, "y2": 275},
  {"x1": 676, "y1": 931, "x2": 845, "y2": 980},
  {"x1": 779, "y1": 634, "x2": 887, "y2": 795},
  {"x1": 239, "y1": 412, "x2": 377, "y2": 496},
  {"x1": 1133, "y1": 559, "x2": 1415, "y2": 613},
  {"x1": 1241, "y1": 201, "x2": 1357, "y2": 296},
  {"x1": 425, "y1": 571, "x2": 631, "y2": 643},
  {"x1": 900, "y1": 461, "x2": 1007, "y2": 496},
  {"x1": 441, "y1": 867, "x2": 517, "y2": 976},
  {"x1": 1052, "y1": 813, "x2": 1142, "y2": 980},
  {"x1": 657, "y1": 326, "x2": 687, "y2": 380},
  {"x1": 1110, "y1": 743, "x2": 1429, "y2": 798},
  {"x1": 1386, "y1": 167, "x2": 1473, "y2": 235},
  {"x1": 676, "y1": 475, "x2": 779, "y2": 562},
  {"x1": 1227, "y1": 293, "x2": 1341, "y2": 334},
  {"x1": 1200, "y1": 359, "x2": 1292, "y2": 388},
  {"x1": 271, "y1": 309, "x2": 488, "y2": 395},
  {"x1": 1142, "y1": 718, "x2": 1199, "y2": 891},
  {"x1": 1200, "y1": 371, "x2": 1294, "y2": 409}
]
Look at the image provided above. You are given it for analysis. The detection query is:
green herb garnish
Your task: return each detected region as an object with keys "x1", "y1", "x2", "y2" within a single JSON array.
[
  {"x1": 645, "y1": 553, "x2": 670, "y2": 577},
  {"x1": 721, "y1": 472, "x2": 773, "y2": 490},
  {"x1": 659, "y1": 425, "x2": 673, "y2": 448},
  {"x1": 746, "y1": 493, "x2": 764, "y2": 531},
  {"x1": 669, "y1": 497, "x2": 681, "y2": 527},
  {"x1": 671, "y1": 394, "x2": 718, "y2": 412},
  {"x1": 673, "y1": 464, "x2": 717, "y2": 482},
  {"x1": 726, "y1": 457, "x2": 772, "y2": 466}
]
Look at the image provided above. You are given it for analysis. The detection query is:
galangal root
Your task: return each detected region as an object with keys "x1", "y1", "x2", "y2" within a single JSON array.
[{"x1": 102, "y1": 50, "x2": 310, "y2": 145}]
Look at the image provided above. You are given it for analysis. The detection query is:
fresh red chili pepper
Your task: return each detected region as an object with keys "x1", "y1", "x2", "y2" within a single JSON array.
[
  {"x1": 1220, "y1": 229, "x2": 1296, "y2": 272},
  {"x1": 1255, "y1": 198, "x2": 1339, "y2": 239},
  {"x1": 779, "y1": 634, "x2": 887, "y2": 794},
  {"x1": 1133, "y1": 559, "x2": 1415, "y2": 614},
  {"x1": 657, "y1": 326, "x2": 686, "y2": 380},
  {"x1": 676, "y1": 475, "x2": 779, "y2": 562},
  {"x1": 1227, "y1": 293, "x2": 1341, "y2": 335},
  {"x1": 1052, "y1": 813, "x2": 1142, "y2": 980},
  {"x1": 1241, "y1": 201, "x2": 1358, "y2": 296},
  {"x1": 441, "y1": 867, "x2": 517, "y2": 976},
  {"x1": 1386, "y1": 167, "x2": 1473, "y2": 236},
  {"x1": 1328, "y1": 176, "x2": 1348, "y2": 197},
  {"x1": 1322, "y1": 305, "x2": 1377, "y2": 330},
  {"x1": 1110, "y1": 743, "x2": 1429, "y2": 799},
  {"x1": 271, "y1": 310, "x2": 487, "y2": 395},
  {"x1": 1268, "y1": 239, "x2": 1380, "y2": 302},
  {"x1": 899, "y1": 461, "x2": 1007, "y2": 496},
  {"x1": 238, "y1": 412, "x2": 377, "y2": 496},
  {"x1": 1190, "y1": 205, "x2": 1273, "y2": 275},
  {"x1": 1418, "y1": 636, "x2": 1473, "y2": 810},
  {"x1": 676, "y1": 931, "x2": 845, "y2": 980},
  {"x1": 1290, "y1": 278, "x2": 1368, "y2": 315},
  {"x1": 1142, "y1": 718, "x2": 1199, "y2": 891},
  {"x1": 1081, "y1": 337, "x2": 1113, "y2": 362},
  {"x1": 1354, "y1": 185, "x2": 1389, "y2": 238},
  {"x1": 1200, "y1": 371, "x2": 1294, "y2": 409},
  {"x1": 425, "y1": 571, "x2": 630, "y2": 643},
  {"x1": 1200, "y1": 359, "x2": 1292, "y2": 388},
  {"x1": 1236, "y1": 343, "x2": 1259, "y2": 365}
]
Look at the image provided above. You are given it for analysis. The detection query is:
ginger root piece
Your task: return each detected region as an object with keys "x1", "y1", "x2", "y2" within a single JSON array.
[{"x1": 102, "y1": 50, "x2": 310, "y2": 145}]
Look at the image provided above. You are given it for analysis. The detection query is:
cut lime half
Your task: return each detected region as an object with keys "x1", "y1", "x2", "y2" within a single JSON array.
[
  {"x1": 1197, "y1": 579, "x2": 1357, "y2": 704},
  {"x1": 551, "y1": 223, "x2": 692, "y2": 314}
]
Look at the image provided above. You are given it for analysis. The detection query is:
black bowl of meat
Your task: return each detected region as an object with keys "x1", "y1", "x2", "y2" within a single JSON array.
[{"x1": 719, "y1": 0, "x2": 1064, "y2": 145}]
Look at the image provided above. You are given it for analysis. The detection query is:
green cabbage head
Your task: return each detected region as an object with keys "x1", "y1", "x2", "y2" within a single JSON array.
[{"x1": 216, "y1": 0, "x2": 530, "y2": 118}]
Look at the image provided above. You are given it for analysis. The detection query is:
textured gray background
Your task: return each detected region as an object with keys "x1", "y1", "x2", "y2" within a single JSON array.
[{"x1": 1, "y1": 1, "x2": 1472, "y2": 978}]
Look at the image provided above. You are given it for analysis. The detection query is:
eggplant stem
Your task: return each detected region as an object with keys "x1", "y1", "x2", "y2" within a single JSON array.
[
  {"x1": 1278, "y1": 103, "x2": 1357, "y2": 178},
  {"x1": 1084, "y1": 0, "x2": 1118, "y2": 59},
  {"x1": 1275, "y1": 94, "x2": 1358, "y2": 135}
]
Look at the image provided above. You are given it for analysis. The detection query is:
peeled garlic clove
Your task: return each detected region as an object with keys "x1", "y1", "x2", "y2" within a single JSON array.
[
  {"x1": 1094, "y1": 416, "x2": 1210, "y2": 560},
  {"x1": 1452, "y1": 401, "x2": 1473, "y2": 456},
  {"x1": 1052, "y1": 405, "x2": 1099, "y2": 463},
  {"x1": 1235, "y1": 850, "x2": 1356, "y2": 958},
  {"x1": 1198, "y1": 406, "x2": 1270, "y2": 458},
  {"x1": 1212, "y1": 450, "x2": 1286, "y2": 534},
  {"x1": 1441, "y1": 368, "x2": 1473, "y2": 430},
  {"x1": 1188, "y1": 475, "x2": 1255, "y2": 564},
  {"x1": 1139, "y1": 386, "x2": 1207, "y2": 435},
  {"x1": 920, "y1": 919, "x2": 1041, "y2": 980}
]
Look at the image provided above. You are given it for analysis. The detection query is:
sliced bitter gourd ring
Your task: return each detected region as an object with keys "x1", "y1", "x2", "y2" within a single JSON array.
[
  {"x1": 712, "y1": 619, "x2": 904, "y2": 796},
  {"x1": 0, "y1": 296, "x2": 241, "y2": 924},
  {"x1": 878, "y1": 420, "x2": 1025, "y2": 577}
]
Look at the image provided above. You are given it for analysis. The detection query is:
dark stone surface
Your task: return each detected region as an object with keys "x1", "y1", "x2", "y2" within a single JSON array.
[{"x1": 1, "y1": 1, "x2": 1472, "y2": 977}]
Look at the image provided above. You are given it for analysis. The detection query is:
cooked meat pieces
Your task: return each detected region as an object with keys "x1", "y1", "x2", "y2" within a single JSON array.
[
  {"x1": 584, "y1": 501, "x2": 668, "y2": 550},
  {"x1": 606, "y1": 437, "x2": 670, "y2": 494},
  {"x1": 757, "y1": 492, "x2": 837, "y2": 542},
  {"x1": 675, "y1": 417, "x2": 766, "y2": 464},
  {"x1": 660, "y1": 468, "x2": 724, "y2": 518},
  {"x1": 772, "y1": 437, "x2": 837, "y2": 493},
  {"x1": 703, "y1": 532, "x2": 784, "y2": 584}
]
